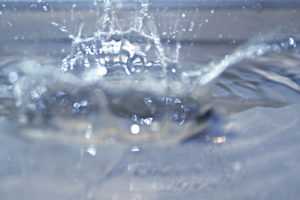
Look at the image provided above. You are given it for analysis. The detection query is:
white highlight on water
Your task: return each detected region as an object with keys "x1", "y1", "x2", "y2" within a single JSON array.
[{"x1": 182, "y1": 44, "x2": 280, "y2": 85}]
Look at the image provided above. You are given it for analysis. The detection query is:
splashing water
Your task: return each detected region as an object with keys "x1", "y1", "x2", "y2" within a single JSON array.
[
  {"x1": 62, "y1": 0, "x2": 171, "y2": 84},
  {"x1": 0, "y1": 1, "x2": 298, "y2": 146}
]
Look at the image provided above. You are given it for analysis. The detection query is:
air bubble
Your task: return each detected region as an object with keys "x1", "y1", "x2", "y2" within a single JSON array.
[{"x1": 130, "y1": 124, "x2": 140, "y2": 135}]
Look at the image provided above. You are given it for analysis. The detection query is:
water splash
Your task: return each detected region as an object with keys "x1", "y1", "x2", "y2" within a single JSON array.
[
  {"x1": 61, "y1": 1, "x2": 298, "y2": 90},
  {"x1": 62, "y1": 0, "x2": 171, "y2": 87},
  {"x1": 183, "y1": 38, "x2": 297, "y2": 85},
  {"x1": 0, "y1": 1, "x2": 298, "y2": 146}
]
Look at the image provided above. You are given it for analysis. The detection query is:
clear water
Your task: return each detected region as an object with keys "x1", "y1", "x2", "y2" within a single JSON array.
[{"x1": 0, "y1": 1, "x2": 300, "y2": 199}]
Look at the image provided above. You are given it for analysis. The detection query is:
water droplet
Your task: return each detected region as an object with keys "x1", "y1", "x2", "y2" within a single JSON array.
[
  {"x1": 130, "y1": 124, "x2": 140, "y2": 135},
  {"x1": 42, "y1": 5, "x2": 48, "y2": 12},
  {"x1": 73, "y1": 102, "x2": 81, "y2": 109},
  {"x1": 86, "y1": 146, "x2": 97, "y2": 156},
  {"x1": 73, "y1": 100, "x2": 88, "y2": 112},
  {"x1": 288, "y1": 37, "x2": 297, "y2": 48},
  {"x1": 142, "y1": 117, "x2": 153, "y2": 125},
  {"x1": 131, "y1": 146, "x2": 141, "y2": 152},
  {"x1": 59, "y1": 26, "x2": 68, "y2": 33},
  {"x1": 211, "y1": 136, "x2": 226, "y2": 144},
  {"x1": 181, "y1": 13, "x2": 186, "y2": 18},
  {"x1": 85, "y1": 125, "x2": 93, "y2": 139},
  {"x1": 210, "y1": 9, "x2": 215, "y2": 14}
]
